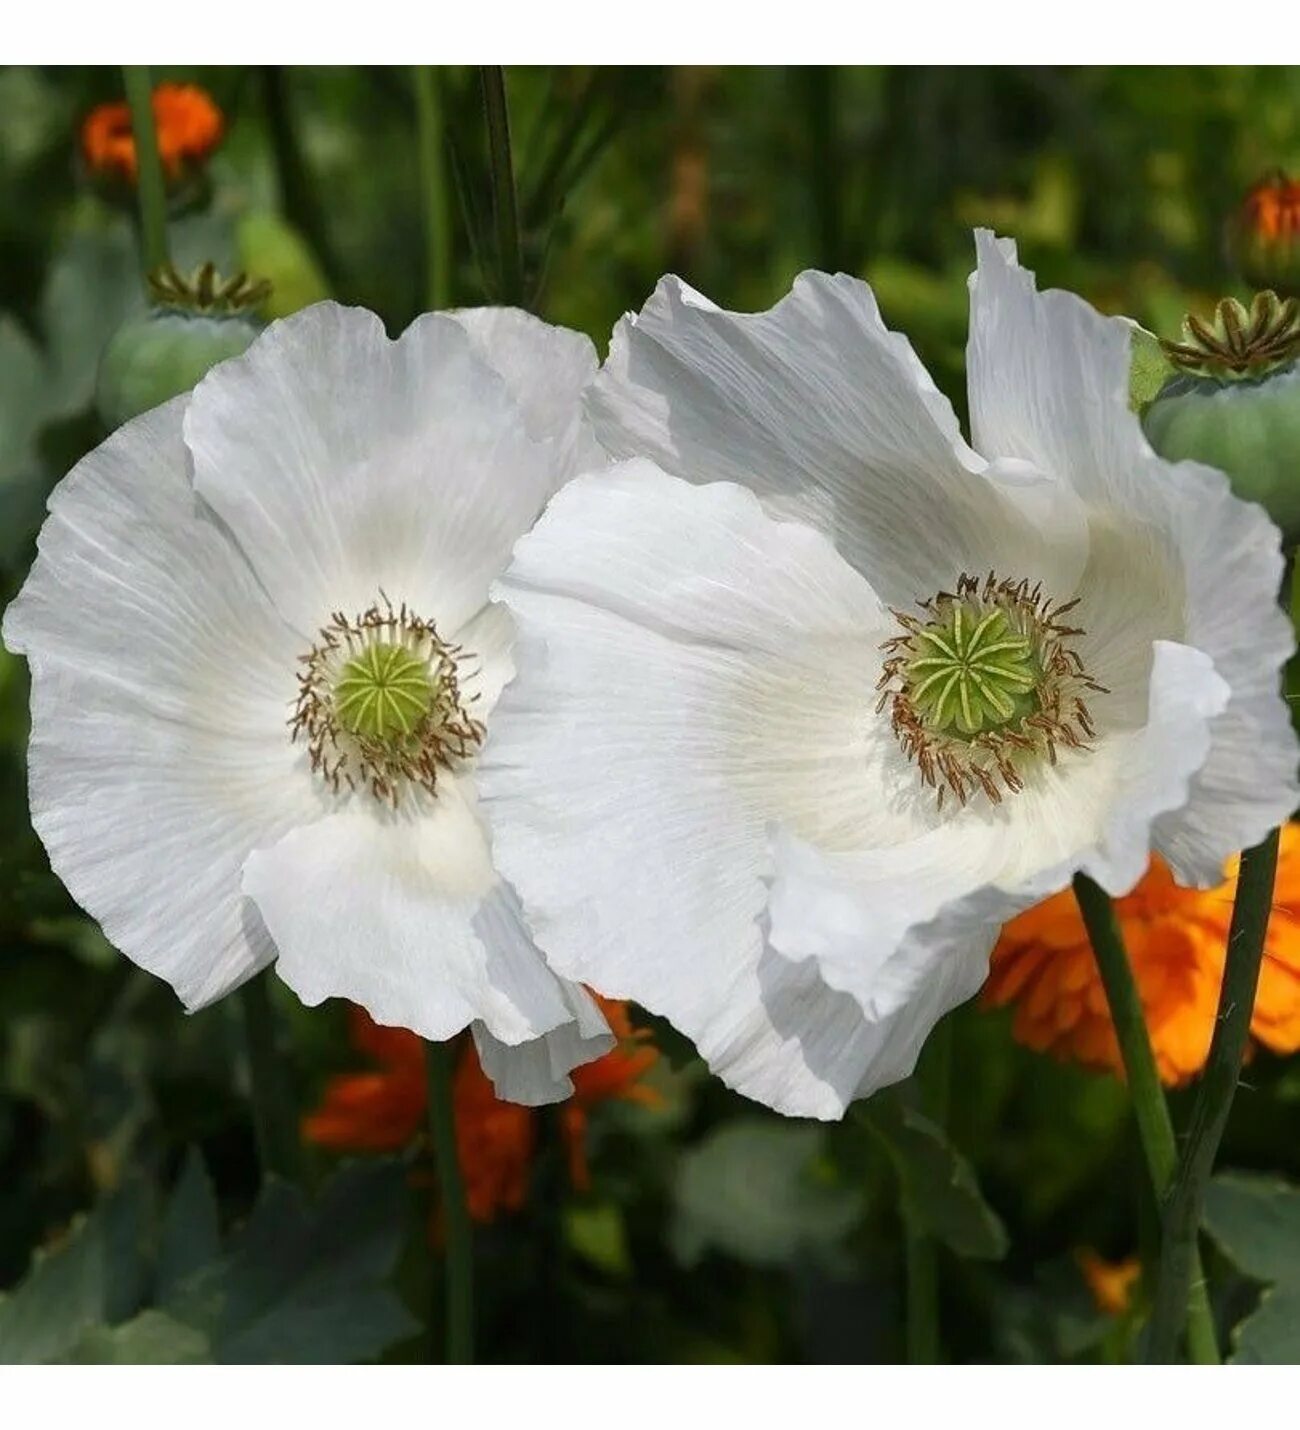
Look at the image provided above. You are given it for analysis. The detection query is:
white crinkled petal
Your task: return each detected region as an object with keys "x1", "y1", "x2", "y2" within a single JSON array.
[
  {"x1": 2, "y1": 400, "x2": 327, "y2": 1008},
  {"x1": 242, "y1": 779, "x2": 602, "y2": 1101},
  {"x1": 446, "y1": 306, "x2": 606, "y2": 481},
  {"x1": 968, "y1": 230, "x2": 1298, "y2": 882},
  {"x1": 482, "y1": 464, "x2": 898, "y2": 1115},
  {"x1": 586, "y1": 270, "x2": 1085, "y2": 605},
  {"x1": 756, "y1": 910, "x2": 997, "y2": 1110},
  {"x1": 768, "y1": 639, "x2": 1228, "y2": 1013},
  {"x1": 484, "y1": 464, "x2": 1235, "y2": 1115},
  {"x1": 184, "y1": 302, "x2": 563, "y2": 638}
]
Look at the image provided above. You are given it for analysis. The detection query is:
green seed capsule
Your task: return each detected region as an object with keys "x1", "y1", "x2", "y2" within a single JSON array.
[
  {"x1": 95, "y1": 261, "x2": 271, "y2": 430},
  {"x1": 1144, "y1": 366, "x2": 1300, "y2": 539},
  {"x1": 96, "y1": 308, "x2": 260, "y2": 430},
  {"x1": 1142, "y1": 293, "x2": 1300, "y2": 541}
]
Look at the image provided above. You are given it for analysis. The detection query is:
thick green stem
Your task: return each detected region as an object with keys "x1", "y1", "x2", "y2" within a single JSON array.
[
  {"x1": 903, "y1": 1016, "x2": 951, "y2": 1364},
  {"x1": 237, "y1": 972, "x2": 301, "y2": 1183},
  {"x1": 1072, "y1": 874, "x2": 1219, "y2": 1364},
  {"x1": 121, "y1": 66, "x2": 169, "y2": 280},
  {"x1": 903, "y1": 1214, "x2": 939, "y2": 1364},
  {"x1": 801, "y1": 66, "x2": 844, "y2": 271},
  {"x1": 413, "y1": 67, "x2": 452, "y2": 311},
  {"x1": 1146, "y1": 829, "x2": 1280, "y2": 1363},
  {"x1": 262, "y1": 67, "x2": 341, "y2": 289},
  {"x1": 479, "y1": 66, "x2": 524, "y2": 307},
  {"x1": 426, "y1": 1038, "x2": 473, "y2": 1363}
]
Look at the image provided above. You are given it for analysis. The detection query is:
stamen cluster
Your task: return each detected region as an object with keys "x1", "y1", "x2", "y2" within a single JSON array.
[
  {"x1": 291, "y1": 598, "x2": 484, "y2": 805},
  {"x1": 877, "y1": 573, "x2": 1106, "y2": 809}
]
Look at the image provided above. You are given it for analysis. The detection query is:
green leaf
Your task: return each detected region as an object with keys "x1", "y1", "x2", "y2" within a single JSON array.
[
  {"x1": 1204, "y1": 1171, "x2": 1300, "y2": 1363},
  {"x1": 164, "y1": 1160, "x2": 420, "y2": 1363},
  {"x1": 860, "y1": 1095, "x2": 1008, "y2": 1260},
  {"x1": 156, "y1": 1149, "x2": 221, "y2": 1302},
  {"x1": 0, "y1": 1182, "x2": 147, "y2": 1364},
  {"x1": 41, "y1": 215, "x2": 144, "y2": 419},
  {"x1": 565, "y1": 1202, "x2": 632, "y2": 1278},
  {"x1": 62, "y1": 1310, "x2": 211, "y2": 1364},
  {"x1": 671, "y1": 1118, "x2": 862, "y2": 1268},
  {"x1": 1127, "y1": 321, "x2": 1175, "y2": 414},
  {"x1": 0, "y1": 313, "x2": 53, "y2": 567},
  {"x1": 235, "y1": 211, "x2": 330, "y2": 320}
]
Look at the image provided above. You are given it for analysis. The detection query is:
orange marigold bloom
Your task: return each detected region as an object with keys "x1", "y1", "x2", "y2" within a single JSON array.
[
  {"x1": 303, "y1": 999, "x2": 660, "y2": 1220},
  {"x1": 301, "y1": 1010, "x2": 426, "y2": 1152},
  {"x1": 563, "y1": 995, "x2": 663, "y2": 1191},
  {"x1": 81, "y1": 82, "x2": 223, "y2": 184},
  {"x1": 1076, "y1": 1250, "x2": 1141, "y2": 1316},
  {"x1": 1242, "y1": 170, "x2": 1300, "y2": 244},
  {"x1": 984, "y1": 824, "x2": 1300, "y2": 1085},
  {"x1": 1234, "y1": 170, "x2": 1300, "y2": 296},
  {"x1": 452, "y1": 1043, "x2": 535, "y2": 1223}
]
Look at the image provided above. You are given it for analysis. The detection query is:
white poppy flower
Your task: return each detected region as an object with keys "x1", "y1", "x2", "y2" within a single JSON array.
[
  {"x1": 479, "y1": 232, "x2": 1298, "y2": 1120},
  {"x1": 3, "y1": 301, "x2": 616, "y2": 1104}
]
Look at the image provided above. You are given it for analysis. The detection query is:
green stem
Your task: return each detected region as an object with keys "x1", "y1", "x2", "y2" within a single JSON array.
[
  {"x1": 262, "y1": 66, "x2": 341, "y2": 289},
  {"x1": 1072, "y1": 873, "x2": 1219, "y2": 1364},
  {"x1": 121, "y1": 66, "x2": 169, "y2": 280},
  {"x1": 801, "y1": 66, "x2": 844, "y2": 271},
  {"x1": 413, "y1": 67, "x2": 452, "y2": 311},
  {"x1": 903, "y1": 1213, "x2": 939, "y2": 1364},
  {"x1": 479, "y1": 66, "x2": 524, "y2": 307},
  {"x1": 903, "y1": 1016, "x2": 951, "y2": 1364},
  {"x1": 426, "y1": 1038, "x2": 473, "y2": 1363},
  {"x1": 1146, "y1": 829, "x2": 1280, "y2": 1363},
  {"x1": 237, "y1": 971, "x2": 301, "y2": 1183}
]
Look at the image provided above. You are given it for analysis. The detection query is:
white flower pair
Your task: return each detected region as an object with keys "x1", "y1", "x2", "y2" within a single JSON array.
[{"x1": 7, "y1": 232, "x2": 1296, "y2": 1117}]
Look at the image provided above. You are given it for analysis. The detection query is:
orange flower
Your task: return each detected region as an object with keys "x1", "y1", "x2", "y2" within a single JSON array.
[
  {"x1": 1242, "y1": 171, "x2": 1300, "y2": 244},
  {"x1": 304, "y1": 999, "x2": 660, "y2": 1220},
  {"x1": 1076, "y1": 1250, "x2": 1141, "y2": 1316},
  {"x1": 562, "y1": 995, "x2": 663, "y2": 1191},
  {"x1": 984, "y1": 825, "x2": 1300, "y2": 1085},
  {"x1": 452, "y1": 1044, "x2": 536, "y2": 1222},
  {"x1": 82, "y1": 82, "x2": 223, "y2": 184},
  {"x1": 1234, "y1": 170, "x2": 1300, "y2": 295}
]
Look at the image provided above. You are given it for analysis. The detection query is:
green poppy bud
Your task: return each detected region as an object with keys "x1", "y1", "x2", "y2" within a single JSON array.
[
  {"x1": 95, "y1": 262, "x2": 270, "y2": 430},
  {"x1": 1142, "y1": 292, "x2": 1300, "y2": 541}
]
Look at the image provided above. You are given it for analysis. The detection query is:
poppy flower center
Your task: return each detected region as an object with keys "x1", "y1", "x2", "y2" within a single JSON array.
[
  {"x1": 334, "y1": 643, "x2": 436, "y2": 742},
  {"x1": 877, "y1": 572, "x2": 1106, "y2": 809},
  {"x1": 291, "y1": 598, "x2": 484, "y2": 805}
]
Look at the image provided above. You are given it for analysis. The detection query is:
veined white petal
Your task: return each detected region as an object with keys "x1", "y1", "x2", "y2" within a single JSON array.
[
  {"x1": 243, "y1": 778, "x2": 598, "y2": 1100},
  {"x1": 482, "y1": 464, "x2": 897, "y2": 1112},
  {"x1": 184, "y1": 302, "x2": 562, "y2": 639},
  {"x1": 472, "y1": 956, "x2": 614, "y2": 1106},
  {"x1": 485, "y1": 460, "x2": 1236, "y2": 1114},
  {"x1": 586, "y1": 271, "x2": 1084, "y2": 604},
  {"x1": 768, "y1": 640, "x2": 1228, "y2": 1016},
  {"x1": 2, "y1": 400, "x2": 326, "y2": 1008},
  {"x1": 969, "y1": 230, "x2": 1298, "y2": 882},
  {"x1": 446, "y1": 306, "x2": 606, "y2": 481}
]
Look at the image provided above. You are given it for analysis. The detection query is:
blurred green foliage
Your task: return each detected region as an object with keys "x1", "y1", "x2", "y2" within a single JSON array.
[{"x1": 2, "y1": 64, "x2": 1300, "y2": 1364}]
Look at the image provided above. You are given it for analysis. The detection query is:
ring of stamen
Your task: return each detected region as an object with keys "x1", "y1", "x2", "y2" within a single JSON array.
[
  {"x1": 876, "y1": 572, "x2": 1107, "y2": 809},
  {"x1": 290, "y1": 597, "x2": 484, "y2": 805}
]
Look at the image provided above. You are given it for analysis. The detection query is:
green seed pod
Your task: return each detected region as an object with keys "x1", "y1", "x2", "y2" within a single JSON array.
[
  {"x1": 1142, "y1": 292, "x2": 1300, "y2": 542},
  {"x1": 95, "y1": 261, "x2": 270, "y2": 431}
]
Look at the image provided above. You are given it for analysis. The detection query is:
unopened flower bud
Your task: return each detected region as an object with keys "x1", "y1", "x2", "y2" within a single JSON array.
[{"x1": 1231, "y1": 171, "x2": 1300, "y2": 298}]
